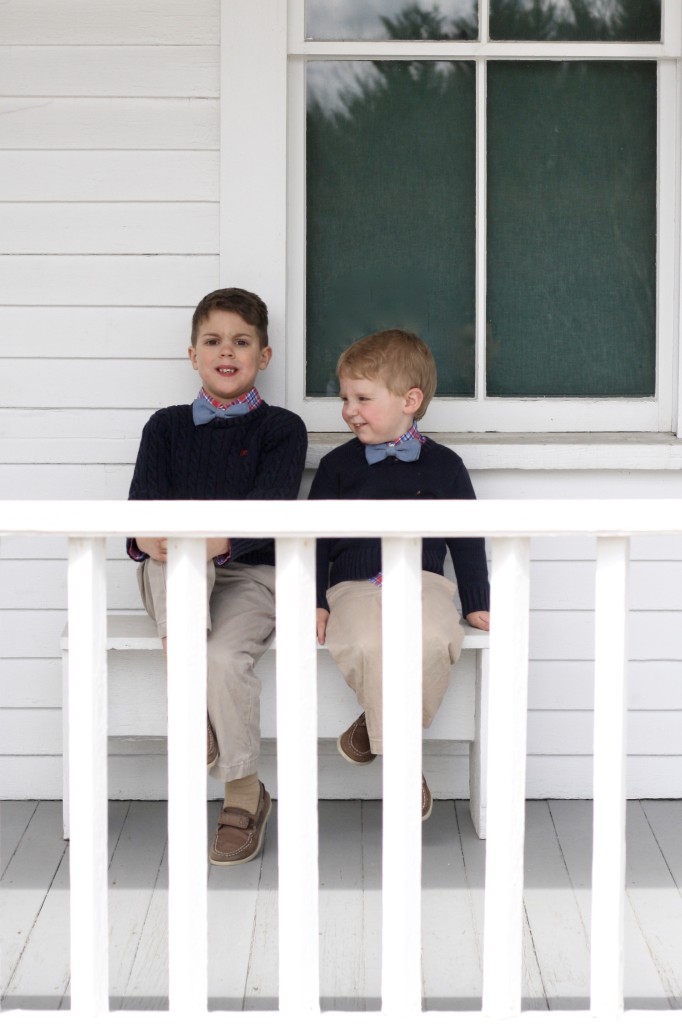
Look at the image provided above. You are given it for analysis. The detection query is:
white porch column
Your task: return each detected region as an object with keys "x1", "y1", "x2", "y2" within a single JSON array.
[
  {"x1": 381, "y1": 536, "x2": 423, "y2": 1014},
  {"x1": 67, "y1": 536, "x2": 109, "y2": 1017},
  {"x1": 166, "y1": 538, "x2": 208, "y2": 1015},
  {"x1": 591, "y1": 536, "x2": 629, "y2": 1018},
  {"x1": 275, "y1": 537, "x2": 320, "y2": 1012},
  {"x1": 482, "y1": 537, "x2": 531, "y2": 1019}
]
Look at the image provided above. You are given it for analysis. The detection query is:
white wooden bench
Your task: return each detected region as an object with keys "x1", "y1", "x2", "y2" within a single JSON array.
[{"x1": 61, "y1": 614, "x2": 490, "y2": 840}]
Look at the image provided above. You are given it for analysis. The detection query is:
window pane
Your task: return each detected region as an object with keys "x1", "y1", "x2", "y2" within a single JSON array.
[
  {"x1": 487, "y1": 62, "x2": 656, "y2": 397},
  {"x1": 306, "y1": 61, "x2": 476, "y2": 397},
  {"x1": 306, "y1": 1, "x2": 478, "y2": 42},
  {"x1": 489, "y1": 0, "x2": 661, "y2": 42}
]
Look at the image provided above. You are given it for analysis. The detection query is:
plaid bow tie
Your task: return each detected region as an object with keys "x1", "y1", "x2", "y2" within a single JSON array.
[
  {"x1": 192, "y1": 397, "x2": 251, "y2": 426},
  {"x1": 365, "y1": 436, "x2": 422, "y2": 465}
]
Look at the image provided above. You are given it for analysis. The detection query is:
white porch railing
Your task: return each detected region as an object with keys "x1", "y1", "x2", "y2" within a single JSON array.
[{"x1": 2, "y1": 497, "x2": 682, "y2": 1024}]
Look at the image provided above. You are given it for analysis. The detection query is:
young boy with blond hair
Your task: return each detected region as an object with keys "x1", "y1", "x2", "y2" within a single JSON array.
[
  {"x1": 128, "y1": 286, "x2": 307, "y2": 864},
  {"x1": 309, "y1": 329, "x2": 489, "y2": 818}
]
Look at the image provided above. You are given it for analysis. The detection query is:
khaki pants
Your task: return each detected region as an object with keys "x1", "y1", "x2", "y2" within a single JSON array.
[
  {"x1": 325, "y1": 571, "x2": 465, "y2": 755},
  {"x1": 137, "y1": 558, "x2": 276, "y2": 782}
]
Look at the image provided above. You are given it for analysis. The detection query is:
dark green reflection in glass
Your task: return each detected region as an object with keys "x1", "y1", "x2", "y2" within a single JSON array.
[
  {"x1": 306, "y1": 60, "x2": 476, "y2": 397},
  {"x1": 487, "y1": 62, "x2": 656, "y2": 398},
  {"x1": 489, "y1": 0, "x2": 660, "y2": 42}
]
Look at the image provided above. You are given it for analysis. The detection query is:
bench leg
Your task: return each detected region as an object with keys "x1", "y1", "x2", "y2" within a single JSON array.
[
  {"x1": 469, "y1": 647, "x2": 489, "y2": 839},
  {"x1": 61, "y1": 650, "x2": 71, "y2": 840}
]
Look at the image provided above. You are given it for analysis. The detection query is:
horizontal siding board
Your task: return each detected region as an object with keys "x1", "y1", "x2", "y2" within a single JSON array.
[
  {"x1": 0, "y1": 464, "x2": 132, "y2": 499},
  {"x1": 0, "y1": 708, "x2": 62, "y2": 754},
  {"x1": 0, "y1": 660, "x2": 62, "y2": 708},
  {"x1": 531, "y1": 560, "x2": 682, "y2": 611},
  {"x1": 0, "y1": 559, "x2": 143, "y2": 610},
  {"x1": 0, "y1": 46, "x2": 219, "y2": 97},
  {"x1": 0, "y1": 99, "x2": 218, "y2": 149},
  {"x1": 1, "y1": 358, "x2": 197, "y2": 408},
  {"x1": 0, "y1": 255, "x2": 219, "y2": 305},
  {"x1": 0, "y1": 203, "x2": 219, "y2": 254},
  {"x1": 0, "y1": 152, "x2": 219, "y2": 201},
  {"x1": 0, "y1": 0, "x2": 219, "y2": 44},
  {"x1": 526, "y1": 710, "x2": 682, "y2": 756},
  {"x1": 0, "y1": 308, "x2": 192, "y2": 357}
]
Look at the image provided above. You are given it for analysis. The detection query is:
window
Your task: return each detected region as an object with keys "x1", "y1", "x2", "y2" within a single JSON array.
[{"x1": 223, "y1": 1, "x2": 680, "y2": 433}]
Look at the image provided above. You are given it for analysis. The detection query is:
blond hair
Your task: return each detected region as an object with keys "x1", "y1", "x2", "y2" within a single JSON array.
[{"x1": 336, "y1": 329, "x2": 437, "y2": 420}]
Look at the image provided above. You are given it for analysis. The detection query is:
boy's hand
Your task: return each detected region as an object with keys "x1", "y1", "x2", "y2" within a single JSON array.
[
  {"x1": 206, "y1": 538, "x2": 230, "y2": 561},
  {"x1": 135, "y1": 537, "x2": 168, "y2": 562},
  {"x1": 466, "y1": 610, "x2": 490, "y2": 632},
  {"x1": 316, "y1": 608, "x2": 330, "y2": 645}
]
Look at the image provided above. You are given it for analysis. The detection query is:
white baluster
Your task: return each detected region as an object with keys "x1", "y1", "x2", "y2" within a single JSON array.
[
  {"x1": 591, "y1": 536, "x2": 629, "y2": 1018},
  {"x1": 166, "y1": 538, "x2": 208, "y2": 1015},
  {"x1": 381, "y1": 536, "x2": 423, "y2": 1014},
  {"x1": 482, "y1": 537, "x2": 530, "y2": 1019},
  {"x1": 67, "y1": 537, "x2": 108, "y2": 1016},
  {"x1": 275, "y1": 537, "x2": 320, "y2": 1012}
]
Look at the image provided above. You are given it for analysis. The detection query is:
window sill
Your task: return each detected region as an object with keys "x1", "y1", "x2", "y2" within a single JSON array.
[{"x1": 306, "y1": 432, "x2": 682, "y2": 471}]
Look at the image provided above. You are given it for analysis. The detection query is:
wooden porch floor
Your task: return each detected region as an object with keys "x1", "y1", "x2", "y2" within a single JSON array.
[{"x1": 2, "y1": 799, "x2": 682, "y2": 1012}]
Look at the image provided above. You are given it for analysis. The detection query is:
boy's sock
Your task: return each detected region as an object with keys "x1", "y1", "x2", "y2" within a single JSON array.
[{"x1": 225, "y1": 773, "x2": 261, "y2": 814}]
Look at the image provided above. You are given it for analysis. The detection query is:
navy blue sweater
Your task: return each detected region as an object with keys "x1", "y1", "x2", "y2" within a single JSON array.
[
  {"x1": 128, "y1": 402, "x2": 307, "y2": 565},
  {"x1": 309, "y1": 437, "x2": 490, "y2": 616}
]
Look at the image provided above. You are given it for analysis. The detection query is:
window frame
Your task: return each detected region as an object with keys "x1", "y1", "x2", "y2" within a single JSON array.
[{"x1": 222, "y1": 0, "x2": 682, "y2": 436}]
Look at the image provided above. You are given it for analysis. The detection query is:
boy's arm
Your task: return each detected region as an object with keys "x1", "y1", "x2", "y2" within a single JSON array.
[
  {"x1": 308, "y1": 456, "x2": 338, "y2": 613},
  {"x1": 445, "y1": 460, "x2": 491, "y2": 619},
  {"x1": 227, "y1": 411, "x2": 308, "y2": 564},
  {"x1": 127, "y1": 413, "x2": 174, "y2": 561}
]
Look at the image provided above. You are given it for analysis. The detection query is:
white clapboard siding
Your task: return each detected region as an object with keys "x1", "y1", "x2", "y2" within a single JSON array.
[
  {"x1": 0, "y1": 465, "x2": 133, "y2": 499},
  {"x1": 0, "y1": 659, "x2": 62, "y2": 707},
  {"x1": 0, "y1": 204, "x2": 218, "y2": 254},
  {"x1": 0, "y1": 46, "x2": 219, "y2": 96},
  {"x1": 0, "y1": 308, "x2": 195, "y2": 357},
  {"x1": 0, "y1": 560, "x2": 143, "y2": 610},
  {"x1": 0, "y1": 0, "x2": 219, "y2": 44},
  {"x1": 0, "y1": 153, "x2": 219, "y2": 202},
  {"x1": 0, "y1": 256, "x2": 219, "y2": 305},
  {"x1": 2, "y1": 359, "x2": 197, "y2": 408},
  {"x1": 0, "y1": 99, "x2": 219, "y2": 149}
]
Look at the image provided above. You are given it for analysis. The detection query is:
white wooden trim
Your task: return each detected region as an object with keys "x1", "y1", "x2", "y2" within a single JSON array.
[
  {"x1": 658, "y1": 59, "x2": 678, "y2": 431},
  {"x1": 6, "y1": 497, "x2": 682, "y2": 538},
  {"x1": 475, "y1": 58, "x2": 487, "y2": 403},
  {"x1": 67, "y1": 537, "x2": 109, "y2": 1017},
  {"x1": 289, "y1": 41, "x2": 677, "y2": 59},
  {"x1": 381, "y1": 537, "x2": 423, "y2": 1014},
  {"x1": 275, "y1": 537, "x2": 320, "y2": 1013},
  {"x1": 220, "y1": 0, "x2": 287, "y2": 404},
  {"x1": 590, "y1": 537, "x2": 629, "y2": 1018},
  {"x1": 481, "y1": 538, "x2": 530, "y2": 1018},
  {"x1": 166, "y1": 538, "x2": 208, "y2": 1015}
]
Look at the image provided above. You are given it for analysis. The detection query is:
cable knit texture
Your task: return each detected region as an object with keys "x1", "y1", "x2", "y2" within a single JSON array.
[
  {"x1": 128, "y1": 402, "x2": 307, "y2": 564},
  {"x1": 309, "y1": 437, "x2": 490, "y2": 617}
]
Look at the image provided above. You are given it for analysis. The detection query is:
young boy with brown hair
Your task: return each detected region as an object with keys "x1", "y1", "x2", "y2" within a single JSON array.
[
  {"x1": 128, "y1": 286, "x2": 307, "y2": 864},
  {"x1": 309, "y1": 329, "x2": 489, "y2": 819}
]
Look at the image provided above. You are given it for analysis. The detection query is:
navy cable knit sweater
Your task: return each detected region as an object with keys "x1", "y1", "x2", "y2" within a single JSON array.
[
  {"x1": 127, "y1": 402, "x2": 307, "y2": 565},
  {"x1": 309, "y1": 437, "x2": 490, "y2": 616}
]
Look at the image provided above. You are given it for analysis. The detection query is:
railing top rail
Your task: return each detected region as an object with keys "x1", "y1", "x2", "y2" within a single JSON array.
[{"x1": 1, "y1": 498, "x2": 681, "y2": 538}]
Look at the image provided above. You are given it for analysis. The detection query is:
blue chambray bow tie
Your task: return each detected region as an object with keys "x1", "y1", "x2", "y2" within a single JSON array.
[
  {"x1": 365, "y1": 436, "x2": 422, "y2": 465},
  {"x1": 192, "y1": 396, "x2": 251, "y2": 426}
]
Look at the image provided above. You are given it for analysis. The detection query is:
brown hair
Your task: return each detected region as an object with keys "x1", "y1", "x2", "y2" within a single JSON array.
[
  {"x1": 336, "y1": 328, "x2": 437, "y2": 420},
  {"x1": 191, "y1": 287, "x2": 269, "y2": 347}
]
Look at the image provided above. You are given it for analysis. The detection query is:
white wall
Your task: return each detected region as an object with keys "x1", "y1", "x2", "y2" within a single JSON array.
[{"x1": 1, "y1": 0, "x2": 682, "y2": 801}]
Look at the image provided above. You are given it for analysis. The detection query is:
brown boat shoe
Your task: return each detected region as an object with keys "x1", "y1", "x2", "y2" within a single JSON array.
[
  {"x1": 421, "y1": 773, "x2": 433, "y2": 822},
  {"x1": 210, "y1": 783, "x2": 272, "y2": 866},
  {"x1": 337, "y1": 712, "x2": 377, "y2": 765},
  {"x1": 207, "y1": 716, "x2": 219, "y2": 769}
]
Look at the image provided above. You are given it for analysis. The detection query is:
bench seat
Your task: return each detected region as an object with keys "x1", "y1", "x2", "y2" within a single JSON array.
[{"x1": 61, "y1": 614, "x2": 489, "y2": 840}]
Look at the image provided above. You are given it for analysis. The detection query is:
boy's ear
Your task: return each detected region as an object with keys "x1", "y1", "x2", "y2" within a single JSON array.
[
  {"x1": 404, "y1": 387, "x2": 423, "y2": 413},
  {"x1": 188, "y1": 344, "x2": 198, "y2": 368},
  {"x1": 259, "y1": 346, "x2": 273, "y2": 371}
]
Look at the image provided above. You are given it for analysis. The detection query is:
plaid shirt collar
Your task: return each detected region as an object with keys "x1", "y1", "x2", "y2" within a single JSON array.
[{"x1": 197, "y1": 386, "x2": 263, "y2": 413}]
